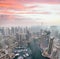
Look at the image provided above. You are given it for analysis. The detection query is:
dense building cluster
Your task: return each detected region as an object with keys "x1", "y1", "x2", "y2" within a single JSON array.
[{"x1": 0, "y1": 26, "x2": 60, "y2": 59}]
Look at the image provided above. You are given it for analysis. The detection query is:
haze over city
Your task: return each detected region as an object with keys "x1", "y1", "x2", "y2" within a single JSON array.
[{"x1": 0, "y1": 0, "x2": 60, "y2": 59}]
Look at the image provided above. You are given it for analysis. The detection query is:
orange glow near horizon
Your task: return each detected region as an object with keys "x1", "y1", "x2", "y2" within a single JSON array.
[{"x1": 0, "y1": 3, "x2": 25, "y2": 10}]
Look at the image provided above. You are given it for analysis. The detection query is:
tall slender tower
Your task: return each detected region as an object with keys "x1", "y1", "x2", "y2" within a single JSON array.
[{"x1": 48, "y1": 37, "x2": 54, "y2": 55}]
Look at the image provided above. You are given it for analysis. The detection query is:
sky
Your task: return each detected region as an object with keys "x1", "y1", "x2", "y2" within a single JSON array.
[{"x1": 0, "y1": 0, "x2": 60, "y2": 27}]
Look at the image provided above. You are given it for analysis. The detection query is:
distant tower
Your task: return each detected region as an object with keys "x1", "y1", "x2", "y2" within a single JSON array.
[{"x1": 26, "y1": 29, "x2": 31, "y2": 40}]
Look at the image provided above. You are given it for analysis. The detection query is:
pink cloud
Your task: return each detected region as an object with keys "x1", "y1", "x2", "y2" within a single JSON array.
[{"x1": 23, "y1": 0, "x2": 60, "y2": 3}]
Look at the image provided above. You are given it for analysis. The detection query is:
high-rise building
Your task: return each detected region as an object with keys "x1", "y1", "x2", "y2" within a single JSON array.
[{"x1": 48, "y1": 37, "x2": 54, "y2": 55}]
